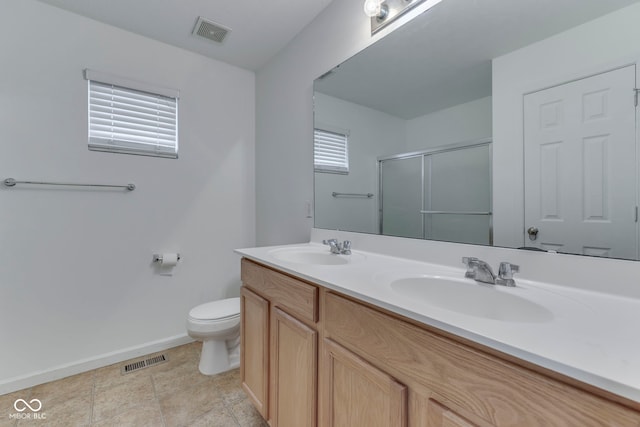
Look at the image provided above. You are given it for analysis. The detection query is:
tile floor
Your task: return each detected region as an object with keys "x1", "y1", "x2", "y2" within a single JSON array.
[{"x1": 0, "y1": 342, "x2": 268, "y2": 427}]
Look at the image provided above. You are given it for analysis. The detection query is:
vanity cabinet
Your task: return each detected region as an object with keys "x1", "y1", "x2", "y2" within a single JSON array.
[
  {"x1": 323, "y1": 291, "x2": 640, "y2": 426},
  {"x1": 240, "y1": 258, "x2": 319, "y2": 427},
  {"x1": 240, "y1": 259, "x2": 640, "y2": 427}
]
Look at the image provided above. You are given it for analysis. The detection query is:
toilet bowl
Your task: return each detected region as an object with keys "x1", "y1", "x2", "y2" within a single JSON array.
[{"x1": 186, "y1": 297, "x2": 241, "y2": 375}]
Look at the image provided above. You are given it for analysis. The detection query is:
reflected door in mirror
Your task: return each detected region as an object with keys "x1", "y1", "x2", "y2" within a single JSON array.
[{"x1": 524, "y1": 65, "x2": 637, "y2": 259}]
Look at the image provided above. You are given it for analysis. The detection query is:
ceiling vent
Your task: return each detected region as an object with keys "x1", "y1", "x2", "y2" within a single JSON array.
[{"x1": 192, "y1": 17, "x2": 231, "y2": 44}]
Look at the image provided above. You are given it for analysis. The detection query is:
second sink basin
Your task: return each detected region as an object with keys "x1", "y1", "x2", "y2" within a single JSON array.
[{"x1": 389, "y1": 275, "x2": 554, "y2": 323}]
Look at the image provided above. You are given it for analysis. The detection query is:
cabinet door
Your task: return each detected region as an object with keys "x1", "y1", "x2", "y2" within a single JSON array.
[
  {"x1": 271, "y1": 307, "x2": 317, "y2": 427},
  {"x1": 323, "y1": 339, "x2": 407, "y2": 427},
  {"x1": 240, "y1": 286, "x2": 269, "y2": 419},
  {"x1": 427, "y1": 399, "x2": 479, "y2": 427}
]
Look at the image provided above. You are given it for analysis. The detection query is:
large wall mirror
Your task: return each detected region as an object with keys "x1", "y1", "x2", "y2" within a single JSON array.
[{"x1": 313, "y1": 0, "x2": 640, "y2": 260}]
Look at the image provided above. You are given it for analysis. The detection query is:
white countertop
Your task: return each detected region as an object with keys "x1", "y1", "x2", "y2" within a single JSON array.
[{"x1": 236, "y1": 241, "x2": 640, "y2": 404}]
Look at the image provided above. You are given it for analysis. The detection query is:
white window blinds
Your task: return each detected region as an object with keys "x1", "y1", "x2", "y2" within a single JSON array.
[
  {"x1": 85, "y1": 70, "x2": 179, "y2": 159},
  {"x1": 314, "y1": 128, "x2": 349, "y2": 174}
]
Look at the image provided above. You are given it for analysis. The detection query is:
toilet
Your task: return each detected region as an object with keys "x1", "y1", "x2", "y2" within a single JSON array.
[{"x1": 186, "y1": 297, "x2": 241, "y2": 375}]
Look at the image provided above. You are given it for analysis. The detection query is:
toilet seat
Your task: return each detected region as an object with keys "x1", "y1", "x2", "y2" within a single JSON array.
[{"x1": 188, "y1": 297, "x2": 240, "y2": 321}]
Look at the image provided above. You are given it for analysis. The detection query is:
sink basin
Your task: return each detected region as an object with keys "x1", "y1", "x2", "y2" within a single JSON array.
[
  {"x1": 390, "y1": 276, "x2": 554, "y2": 323},
  {"x1": 269, "y1": 247, "x2": 361, "y2": 265}
]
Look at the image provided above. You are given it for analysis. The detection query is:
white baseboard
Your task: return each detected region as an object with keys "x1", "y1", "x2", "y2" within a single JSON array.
[{"x1": 0, "y1": 334, "x2": 194, "y2": 395}]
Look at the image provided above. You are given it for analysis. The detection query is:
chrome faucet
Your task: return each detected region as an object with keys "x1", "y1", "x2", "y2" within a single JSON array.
[
  {"x1": 462, "y1": 257, "x2": 519, "y2": 287},
  {"x1": 322, "y1": 239, "x2": 352, "y2": 255}
]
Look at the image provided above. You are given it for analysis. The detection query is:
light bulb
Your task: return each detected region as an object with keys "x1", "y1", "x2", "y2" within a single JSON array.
[{"x1": 363, "y1": 0, "x2": 383, "y2": 17}]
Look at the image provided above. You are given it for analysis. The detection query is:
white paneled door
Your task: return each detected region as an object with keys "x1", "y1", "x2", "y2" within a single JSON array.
[{"x1": 524, "y1": 65, "x2": 637, "y2": 259}]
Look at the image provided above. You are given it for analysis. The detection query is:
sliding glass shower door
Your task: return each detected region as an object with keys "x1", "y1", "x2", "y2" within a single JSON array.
[
  {"x1": 380, "y1": 155, "x2": 423, "y2": 238},
  {"x1": 379, "y1": 140, "x2": 492, "y2": 245}
]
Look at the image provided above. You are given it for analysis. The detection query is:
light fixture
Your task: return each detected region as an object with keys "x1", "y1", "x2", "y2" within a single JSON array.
[
  {"x1": 363, "y1": 0, "x2": 388, "y2": 20},
  {"x1": 365, "y1": 0, "x2": 443, "y2": 35}
]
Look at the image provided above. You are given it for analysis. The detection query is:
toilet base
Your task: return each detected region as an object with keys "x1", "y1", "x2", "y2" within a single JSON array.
[
  {"x1": 198, "y1": 339, "x2": 230, "y2": 375},
  {"x1": 198, "y1": 336, "x2": 240, "y2": 376}
]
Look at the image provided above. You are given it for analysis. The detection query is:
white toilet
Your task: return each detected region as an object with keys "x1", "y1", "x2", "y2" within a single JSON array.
[{"x1": 186, "y1": 297, "x2": 241, "y2": 375}]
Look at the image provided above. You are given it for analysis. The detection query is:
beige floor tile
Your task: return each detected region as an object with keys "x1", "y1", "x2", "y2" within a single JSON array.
[
  {"x1": 16, "y1": 394, "x2": 91, "y2": 427},
  {"x1": 136, "y1": 345, "x2": 197, "y2": 378},
  {"x1": 92, "y1": 374, "x2": 155, "y2": 423},
  {"x1": 187, "y1": 401, "x2": 238, "y2": 427},
  {"x1": 30, "y1": 371, "x2": 94, "y2": 407},
  {"x1": 206, "y1": 369, "x2": 245, "y2": 405},
  {"x1": 158, "y1": 379, "x2": 224, "y2": 427},
  {"x1": 94, "y1": 344, "x2": 196, "y2": 393},
  {"x1": 0, "y1": 390, "x2": 31, "y2": 427},
  {"x1": 94, "y1": 360, "x2": 148, "y2": 393},
  {"x1": 0, "y1": 418, "x2": 16, "y2": 427},
  {"x1": 164, "y1": 342, "x2": 200, "y2": 363},
  {"x1": 0, "y1": 344, "x2": 253, "y2": 427},
  {"x1": 91, "y1": 401, "x2": 164, "y2": 427},
  {"x1": 227, "y1": 399, "x2": 268, "y2": 427},
  {"x1": 151, "y1": 358, "x2": 208, "y2": 397}
]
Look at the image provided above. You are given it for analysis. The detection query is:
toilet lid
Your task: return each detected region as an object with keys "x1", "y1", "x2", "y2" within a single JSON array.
[{"x1": 189, "y1": 297, "x2": 240, "y2": 321}]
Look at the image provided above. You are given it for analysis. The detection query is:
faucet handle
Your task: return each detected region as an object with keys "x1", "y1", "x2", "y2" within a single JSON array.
[
  {"x1": 342, "y1": 240, "x2": 352, "y2": 254},
  {"x1": 498, "y1": 262, "x2": 519, "y2": 278},
  {"x1": 496, "y1": 262, "x2": 519, "y2": 287},
  {"x1": 462, "y1": 257, "x2": 478, "y2": 279},
  {"x1": 462, "y1": 256, "x2": 478, "y2": 266}
]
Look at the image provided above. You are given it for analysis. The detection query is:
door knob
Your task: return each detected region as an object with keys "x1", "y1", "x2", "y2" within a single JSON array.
[{"x1": 527, "y1": 226, "x2": 539, "y2": 241}]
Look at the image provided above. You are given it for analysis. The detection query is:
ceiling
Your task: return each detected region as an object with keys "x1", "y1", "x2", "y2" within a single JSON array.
[
  {"x1": 36, "y1": 0, "x2": 334, "y2": 71},
  {"x1": 314, "y1": 0, "x2": 640, "y2": 119}
]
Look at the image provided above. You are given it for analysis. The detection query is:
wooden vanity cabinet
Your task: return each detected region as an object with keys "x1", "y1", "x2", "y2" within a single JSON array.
[
  {"x1": 323, "y1": 291, "x2": 640, "y2": 427},
  {"x1": 240, "y1": 259, "x2": 319, "y2": 427},
  {"x1": 241, "y1": 259, "x2": 640, "y2": 427}
]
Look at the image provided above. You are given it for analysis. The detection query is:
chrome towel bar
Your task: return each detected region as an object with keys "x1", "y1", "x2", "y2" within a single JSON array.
[
  {"x1": 332, "y1": 192, "x2": 374, "y2": 198},
  {"x1": 3, "y1": 178, "x2": 135, "y2": 191},
  {"x1": 420, "y1": 210, "x2": 492, "y2": 215}
]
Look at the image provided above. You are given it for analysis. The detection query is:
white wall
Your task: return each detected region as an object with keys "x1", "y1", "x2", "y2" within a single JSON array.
[
  {"x1": 405, "y1": 96, "x2": 492, "y2": 151},
  {"x1": 313, "y1": 93, "x2": 405, "y2": 234},
  {"x1": 0, "y1": 0, "x2": 255, "y2": 392},
  {"x1": 255, "y1": 0, "x2": 438, "y2": 246},
  {"x1": 493, "y1": 3, "x2": 640, "y2": 247}
]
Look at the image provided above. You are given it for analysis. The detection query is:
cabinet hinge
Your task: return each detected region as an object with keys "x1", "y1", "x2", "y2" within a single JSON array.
[{"x1": 636, "y1": 206, "x2": 638, "y2": 223}]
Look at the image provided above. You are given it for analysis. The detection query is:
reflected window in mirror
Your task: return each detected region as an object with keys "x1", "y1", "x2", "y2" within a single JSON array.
[{"x1": 314, "y1": 127, "x2": 350, "y2": 174}]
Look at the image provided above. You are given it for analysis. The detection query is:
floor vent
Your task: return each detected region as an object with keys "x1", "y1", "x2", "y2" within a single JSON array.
[{"x1": 121, "y1": 354, "x2": 168, "y2": 375}]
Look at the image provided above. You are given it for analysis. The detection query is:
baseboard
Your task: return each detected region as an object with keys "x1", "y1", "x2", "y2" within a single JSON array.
[{"x1": 0, "y1": 334, "x2": 194, "y2": 395}]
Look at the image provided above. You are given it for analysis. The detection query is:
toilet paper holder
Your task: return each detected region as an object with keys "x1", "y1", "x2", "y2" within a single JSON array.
[{"x1": 152, "y1": 253, "x2": 181, "y2": 263}]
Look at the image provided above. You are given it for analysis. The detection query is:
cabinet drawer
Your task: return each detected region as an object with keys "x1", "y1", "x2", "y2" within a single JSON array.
[{"x1": 241, "y1": 258, "x2": 318, "y2": 324}]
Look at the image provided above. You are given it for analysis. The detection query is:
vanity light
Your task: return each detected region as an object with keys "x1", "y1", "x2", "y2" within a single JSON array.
[
  {"x1": 366, "y1": 0, "x2": 443, "y2": 35},
  {"x1": 363, "y1": 0, "x2": 388, "y2": 19}
]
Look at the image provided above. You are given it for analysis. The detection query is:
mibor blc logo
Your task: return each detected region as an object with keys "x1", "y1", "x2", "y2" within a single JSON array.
[{"x1": 9, "y1": 398, "x2": 46, "y2": 420}]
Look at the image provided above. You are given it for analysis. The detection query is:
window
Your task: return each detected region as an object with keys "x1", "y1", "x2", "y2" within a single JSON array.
[
  {"x1": 314, "y1": 127, "x2": 349, "y2": 174},
  {"x1": 85, "y1": 69, "x2": 179, "y2": 159}
]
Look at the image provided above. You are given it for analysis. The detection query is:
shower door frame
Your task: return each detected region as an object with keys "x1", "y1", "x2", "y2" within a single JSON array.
[{"x1": 377, "y1": 138, "x2": 493, "y2": 244}]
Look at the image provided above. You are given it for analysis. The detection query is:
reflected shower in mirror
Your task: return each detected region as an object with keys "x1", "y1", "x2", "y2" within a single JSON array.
[{"x1": 313, "y1": 0, "x2": 640, "y2": 260}]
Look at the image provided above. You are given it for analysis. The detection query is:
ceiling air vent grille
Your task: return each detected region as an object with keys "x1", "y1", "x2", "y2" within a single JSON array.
[
  {"x1": 121, "y1": 354, "x2": 168, "y2": 375},
  {"x1": 193, "y1": 17, "x2": 231, "y2": 44}
]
